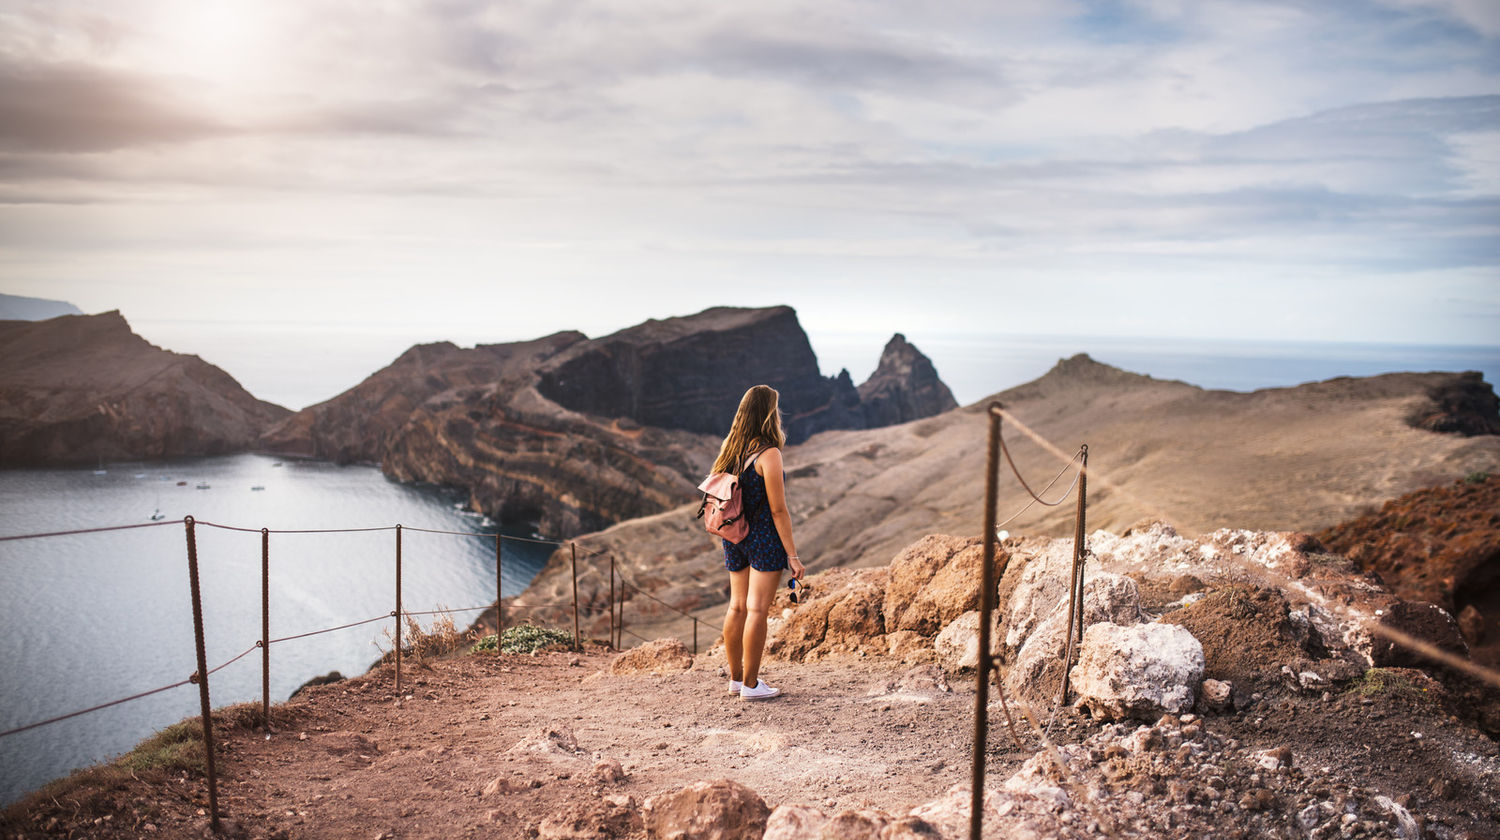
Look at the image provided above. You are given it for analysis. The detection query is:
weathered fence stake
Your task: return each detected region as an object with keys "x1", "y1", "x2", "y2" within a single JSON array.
[
  {"x1": 971, "y1": 404, "x2": 1004, "y2": 840},
  {"x1": 570, "y1": 542, "x2": 581, "y2": 652},
  {"x1": 609, "y1": 555, "x2": 617, "y2": 651},
  {"x1": 183, "y1": 517, "x2": 221, "y2": 833},
  {"x1": 1059, "y1": 446, "x2": 1089, "y2": 704},
  {"x1": 395, "y1": 524, "x2": 403, "y2": 695},
  {"x1": 495, "y1": 534, "x2": 504, "y2": 654},
  {"x1": 261, "y1": 528, "x2": 270, "y2": 732}
]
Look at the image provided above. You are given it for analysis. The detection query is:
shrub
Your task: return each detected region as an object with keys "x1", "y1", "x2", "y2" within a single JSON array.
[
  {"x1": 471, "y1": 624, "x2": 574, "y2": 655},
  {"x1": 1464, "y1": 471, "x2": 1490, "y2": 484}
]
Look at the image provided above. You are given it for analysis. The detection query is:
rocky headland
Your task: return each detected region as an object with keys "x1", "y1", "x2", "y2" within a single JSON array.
[
  {"x1": 0, "y1": 312, "x2": 289, "y2": 466},
  {"x1": 262, "y1": 306, "x2": 956, "y2": 537}
]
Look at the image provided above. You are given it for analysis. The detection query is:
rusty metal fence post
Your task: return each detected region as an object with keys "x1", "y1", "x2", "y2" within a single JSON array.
[
  {"x1": 495, "y1": 534, "x2": 504, "y2": 654},
  {"x1": 609, "y1": 555, "x2": 617, "y2": 651},
  {"x1": 1059, "y1": 446, "x2": 1089, "y2": 704},
  {"x1": 261, "y1": 528, "x2": 270, "y2": 732},
  {"x1": 182, "y1": 517, "x2": 221, "y2": 833},
  {"x1": 971, "y1": 404, "x2": 1004, "y2": 840},
  {"x1": 395, "y1": 524, "x2": 403, "y2": 695},
  {"x1": 570, "y1": 542, "x2": 581, "y2": 652}
]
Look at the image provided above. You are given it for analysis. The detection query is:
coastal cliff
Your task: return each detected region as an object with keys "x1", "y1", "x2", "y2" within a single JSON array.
[
  {"x1": 0, "y1": 312, "x2": 289, "y2": 466},
  {"x1": 263, "y1": 305, "x2": 957, "y2": 536}
]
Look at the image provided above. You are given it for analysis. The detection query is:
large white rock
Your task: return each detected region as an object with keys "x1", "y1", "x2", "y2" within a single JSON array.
[
  {"x1": 1003, "y1": 572, "x2": 1142, "y2": 709},
  {"x1": 1069, "y1": 622, "x2": 1205, "y2": 720}
]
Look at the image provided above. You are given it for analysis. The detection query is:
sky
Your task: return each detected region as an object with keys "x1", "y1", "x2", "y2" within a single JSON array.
[{"x1": 1, "y1": 0, "x2": 1497, "y2": 409}]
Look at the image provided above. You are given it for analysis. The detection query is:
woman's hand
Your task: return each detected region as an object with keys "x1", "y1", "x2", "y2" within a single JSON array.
[{"x1": 789, "y1": 554, "x2": 806, "y2": 581}]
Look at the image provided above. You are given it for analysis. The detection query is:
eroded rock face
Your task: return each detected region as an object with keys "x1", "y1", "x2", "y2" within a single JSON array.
[
  {"x1": 1069, "y1": 622, "x2": 1206, "y2": 720},
  {"x1": 260, "y1": 332, "x2": 584, "y2": 464},
  {"x1": 537, "y1": 306, "x2": 867, "y2": 444},
  {"x1": 0, "y1": 311, "x2": 289, "y2": 465},
  {"x1": 264, "y1": 306, "x2": 957, "y2": 537},
  {"x1": 857, "y1": 334, "x2": 959, "y2": 428}
]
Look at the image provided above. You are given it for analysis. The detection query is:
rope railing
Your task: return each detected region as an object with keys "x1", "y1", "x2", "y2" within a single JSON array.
[
  {"x1": 0, "y1": 518, "x2": 185, "y2": 542},
  {"x1": 994, "y1": 445, "x2": 1084, "y2": 530}
]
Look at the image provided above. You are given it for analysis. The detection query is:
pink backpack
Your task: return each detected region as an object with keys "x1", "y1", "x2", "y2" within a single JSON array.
[{"x1": 696, "y1": 452, "x2": 762, "y2": 544}]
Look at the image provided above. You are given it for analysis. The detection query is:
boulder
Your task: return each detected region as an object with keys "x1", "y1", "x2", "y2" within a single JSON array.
[
  {"x1": 763, "y1": 804, "x2": 828, "y2": 840},
  {"x1": 611, "y1": 638, "x2": 695, "y2": 676},
  {"x1": 934, "y1": 611, "x2": 1001, "y2": 671},
  {"x1": 1069, "y1": 622, "x2": 1206, "y2": 721},
  {"x1": 896, "y1": 543, "x2": 999, "y2": 636},
  {"x1": 883, "y1": 536, "x2": 978, "y2": 635},
  {"x1": 1004, "y1": 573, "x2": 1142, "y2": 709},
  {"x1": 643, "y1": 779, "x2": 770, "y2": 840},
  {"x1": 769, "y1": 569, "x2": 887, "y2": 661}
]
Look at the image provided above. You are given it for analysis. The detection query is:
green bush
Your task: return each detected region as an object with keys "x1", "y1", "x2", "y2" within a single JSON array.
[
  {"x1": 471, "y1": 624, "x2": 574, "y2": 655},
  {"x1": 1464, "y1": 471, "x2": 1490, "y2": 484}
]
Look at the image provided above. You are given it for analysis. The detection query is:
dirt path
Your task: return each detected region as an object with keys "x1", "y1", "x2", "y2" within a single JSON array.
[{"x1": 197, "y1": 649, "x2": 1030, "y2": 839}]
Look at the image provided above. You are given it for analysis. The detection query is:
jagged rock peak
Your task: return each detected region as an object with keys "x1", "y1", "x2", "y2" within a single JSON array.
[{"x1": 856, "y1": 333, "x2": 958, "y2": 425}]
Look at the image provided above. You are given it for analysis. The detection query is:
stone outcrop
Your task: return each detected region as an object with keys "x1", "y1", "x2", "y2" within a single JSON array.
[
  {"x1": 264, "y1": 305, "x2": 957, "y2": 537},
  {"x1": 0, "y1": 311, "x2": 289, "y2": 465},
  {"x1": 857, "y1": 334, "x2": 958, "y2": 428},
  {"x1": 1069, "y1": 622, "x2": 1206, "y2": 720}
]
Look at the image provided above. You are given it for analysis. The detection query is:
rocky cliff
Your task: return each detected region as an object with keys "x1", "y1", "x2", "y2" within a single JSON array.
[
  {"x1": 0, "y1": 311, "x2": 289, "y2": 466},
  {"x1": 536, "y1": 306, "x2": 865, "y2": 444},
  {"x1": 264, "y1": 305, "x2": 956, "y2": 536}
]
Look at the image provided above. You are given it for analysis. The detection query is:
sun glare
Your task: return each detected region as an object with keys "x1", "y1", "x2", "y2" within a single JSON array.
[{"x1": 148, "y1": 0, "x2": 271, "y2": 88}]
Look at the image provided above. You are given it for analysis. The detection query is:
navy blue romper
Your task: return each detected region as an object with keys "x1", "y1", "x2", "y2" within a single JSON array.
[{"x1": 723, "y1": 452, "x2": 788, "y2": 573}]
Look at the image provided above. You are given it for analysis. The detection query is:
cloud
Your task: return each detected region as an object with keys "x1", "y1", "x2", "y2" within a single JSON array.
[{"x1": 0, "y1": 61, "x2": 229, "y2": 152}]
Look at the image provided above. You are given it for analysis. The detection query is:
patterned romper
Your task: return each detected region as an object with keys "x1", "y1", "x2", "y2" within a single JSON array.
[{"x1": 722, "y1": 451, "x2": 788, "y2": 573}]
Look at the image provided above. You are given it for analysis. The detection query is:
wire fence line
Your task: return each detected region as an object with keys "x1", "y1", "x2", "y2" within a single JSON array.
[{"x1": 0, "y1": 513, "x2": 711, "y2": 751}]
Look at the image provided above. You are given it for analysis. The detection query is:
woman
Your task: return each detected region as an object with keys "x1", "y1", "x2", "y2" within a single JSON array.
[{"x1": 715, "y1": 384, "x2": 805, "y2": 700}]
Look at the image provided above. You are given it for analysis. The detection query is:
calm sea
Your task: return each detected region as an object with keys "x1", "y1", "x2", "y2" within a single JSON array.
[{"x1": 0, "y1": 454, "x2": 553, "y2": 806}]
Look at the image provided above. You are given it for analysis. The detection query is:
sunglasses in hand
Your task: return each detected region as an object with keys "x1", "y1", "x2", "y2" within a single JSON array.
[{"x1": 788, "y1": 578, "x2": 810, "y2": 605}]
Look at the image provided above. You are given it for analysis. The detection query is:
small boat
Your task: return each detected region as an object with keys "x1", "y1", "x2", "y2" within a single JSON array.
[
  {"x1": 195, "y1": 483, "x2": 210, "y2": 490},
  {"x1": 92, "y1": 457, "x2": 106, "y2": 475},
  {"x1": 250, "y1": 485, "x2": 265, "y2": 491},
  {"x1": 272, "y1": 462, "x2": 284, "y2": 467},
  {"x1": 176, "y1": 481, "x2": 188, "y2": 486},
  {"x1": 150, "y1": 509, "x2": 166, "y2": 521}
]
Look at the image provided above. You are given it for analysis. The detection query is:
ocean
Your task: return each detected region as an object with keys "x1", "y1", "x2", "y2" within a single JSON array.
[{"x1": 0, "y1": 454, "x2": 555, "y2": 806}]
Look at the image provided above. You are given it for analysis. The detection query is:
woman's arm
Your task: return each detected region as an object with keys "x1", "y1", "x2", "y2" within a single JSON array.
[{"x1": 757, "y1": 447, "x2": 804, "y2": 580}]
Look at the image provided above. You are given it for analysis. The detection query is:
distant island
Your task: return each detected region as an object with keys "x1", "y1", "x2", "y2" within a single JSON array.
[{"x1": 0, "y1": 293, "x2": 82, "y2": 322}]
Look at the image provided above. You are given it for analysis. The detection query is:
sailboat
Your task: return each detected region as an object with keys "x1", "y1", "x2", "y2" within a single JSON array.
[{"x1": 92, "y1": 457, "x2": 107, "y2": 476}]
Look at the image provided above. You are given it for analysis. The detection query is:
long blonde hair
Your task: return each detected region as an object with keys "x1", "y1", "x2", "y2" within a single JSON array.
[{"x1": 711, "y1": 385, "x2": 786, "y2": 474}]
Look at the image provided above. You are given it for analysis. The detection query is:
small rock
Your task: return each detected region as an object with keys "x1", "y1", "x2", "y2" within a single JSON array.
[
  {"x1": 1239, "y1": 789, "x2": 1275, "y2": 811},
  {"x1": 592, "y1": 759, "x2": 625, "y2": 784}
]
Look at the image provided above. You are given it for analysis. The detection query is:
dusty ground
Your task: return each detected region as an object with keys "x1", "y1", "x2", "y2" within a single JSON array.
[{"x1": 5, "y1": 636, "x2": 1498, "y2": 840}]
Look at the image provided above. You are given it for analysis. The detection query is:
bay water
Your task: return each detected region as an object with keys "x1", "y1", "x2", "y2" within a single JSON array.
[{"x1": 0, "y1": 454, "x2": 553, "y2": 806}]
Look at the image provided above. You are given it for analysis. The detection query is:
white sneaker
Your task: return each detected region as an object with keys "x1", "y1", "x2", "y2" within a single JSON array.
[
  {"x1": 740, "y1": 680, "x2": 781, "y2": 700},
  {"x1": 729, "y1": 680, "x2": 743, "y2": 695}
]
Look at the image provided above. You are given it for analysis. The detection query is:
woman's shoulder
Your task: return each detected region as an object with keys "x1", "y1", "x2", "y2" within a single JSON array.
[{"x1": 752, "y1": 446, "x2": 784, "y2": 470}]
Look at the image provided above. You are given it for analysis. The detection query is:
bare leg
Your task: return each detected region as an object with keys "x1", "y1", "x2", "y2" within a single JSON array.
[
  {"x1": 723, "y1": 568, "x2": 750, "y2": 682},
  {"x1": 742, "y1": 568, "x2": 784, "y2": 688}
]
